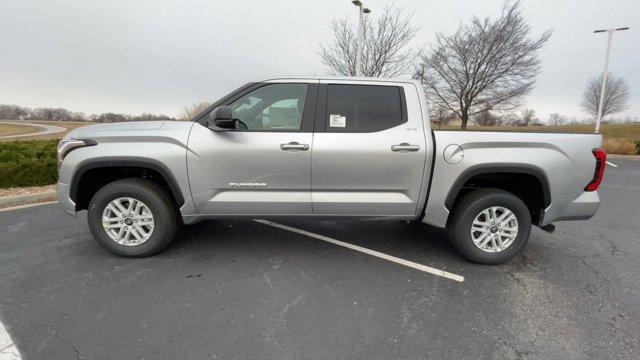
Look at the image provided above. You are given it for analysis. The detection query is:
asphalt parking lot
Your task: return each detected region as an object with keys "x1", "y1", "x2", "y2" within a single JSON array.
[{"x1": 1, "y1": 157, "x2": 639, "y2": 360}]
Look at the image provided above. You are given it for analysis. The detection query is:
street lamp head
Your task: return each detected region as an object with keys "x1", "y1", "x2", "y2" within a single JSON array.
[
  {"x1": 594, "y1": 27, "x2": 629, "y2": 33},
  {"x1": 351, "y1": 0, "x2": 363, "y2": 6},
  {"x1": 363, "y1": 7, "x2": 371, "y2": 14}
]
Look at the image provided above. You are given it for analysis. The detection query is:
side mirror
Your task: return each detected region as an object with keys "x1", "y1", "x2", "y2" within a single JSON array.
[{"x1": 207, "y1": 106, "x2": 236, "y2": 131}]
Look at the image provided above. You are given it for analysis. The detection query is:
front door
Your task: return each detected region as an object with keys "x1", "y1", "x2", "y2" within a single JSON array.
[
  {"x1": 188, "y1": 81, "x2": 317, "y2": 215},
  {"x1": 311, "y1": 81, "x2": 427, "y2": 216}
]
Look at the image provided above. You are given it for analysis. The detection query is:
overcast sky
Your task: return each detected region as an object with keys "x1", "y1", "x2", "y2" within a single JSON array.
[{"x1": 2, "y1": 0, "x2": 638, "y2": 121}]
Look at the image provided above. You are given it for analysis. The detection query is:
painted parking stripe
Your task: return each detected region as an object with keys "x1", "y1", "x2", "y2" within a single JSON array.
[
  {"x1": 255, "y1": 219, "x2": 465, "y2": 283},
  {"x1": 0, "y1": 321, "x2": 22, "y2": 360},
  {"x1": 606, "y1": 161, "x2": 618, "y2": 167}
]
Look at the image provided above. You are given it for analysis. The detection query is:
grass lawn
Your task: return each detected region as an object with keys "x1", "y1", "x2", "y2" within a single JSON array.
[
  {"x1": 432, "y1": 124, "x2": 640, "y2": 141},
  {"x1": 0, "y1": 122, "x2": 43, "y2": 137},
  {"x1": 437, "y1": 123, "x2": 640, "y2": 141},
  {"x1": 0, "y1": 120, "x2": 91, "y2": 142},
  {"x1": 437, "y1": 123, "x2": 640, "y2": 155}
]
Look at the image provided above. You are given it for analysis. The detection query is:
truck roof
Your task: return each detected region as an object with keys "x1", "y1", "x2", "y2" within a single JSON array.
[{"x1": 257, "y1": 75, "x2": 422, "y2": 86}]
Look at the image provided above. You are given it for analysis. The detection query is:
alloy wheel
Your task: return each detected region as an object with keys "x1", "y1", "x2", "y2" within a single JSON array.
[
  {"x1": 470, "y1": 206, "x2": 519, "y2": 253},
  {"x1": 101, "y1": 197, "x2": 155, "y2": 246}
]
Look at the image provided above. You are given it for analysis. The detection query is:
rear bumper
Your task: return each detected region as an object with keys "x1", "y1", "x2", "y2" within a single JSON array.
[
  {"x1": 57, "y1": 181, "x2": 77, "y2": 217},
  {"x1": 541, "y1": 191, "x2": 600, "y2": 226}
]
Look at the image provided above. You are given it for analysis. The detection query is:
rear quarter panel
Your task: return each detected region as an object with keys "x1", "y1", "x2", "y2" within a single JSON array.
[{"x1": 423, "y1": 130, "x2": 602, "y2": 227}]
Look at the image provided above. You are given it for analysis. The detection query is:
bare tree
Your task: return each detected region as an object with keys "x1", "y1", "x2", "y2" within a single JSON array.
[
  {"x1": 431, "y1": 105, "x2": 451, "y2": 129},
  {"x1": 95, "y1": 113, "x2": 128, "y2": 123},
  {"x1": 520, "y1": 108, "x2": 536, "y2": 126},
  {"x1": 29, "y1": 108, "x2": 74, "y2": 121},
  {"x1": 501, "y1": 112, "x2": 520, "y2": 126},
  {"x1": 474, "y1": 108, "x2": 501, "y2": 126},
  {"x1": 131, "y1": 113, "x2": 173, "y2": 121},
  {"x1": 581, "y1": 73, "x2": 630, "y2": 120},
  {"x1": 548, "y1": 113, "x2": 566, "y2": 126},
  {"x1": 414, "y1": 1, "x2": 551, "y2": 130},
  {"x1": 179, "y1": 101, "x2": 212, "y2": 120},
  {"x1": 68, "y1": 111, "x2": 87, "y2": 121},
  {"x1": 319, "y1": 6, "x2": 419, "y2": 77},
  {"x1": 0, "y1": 105, "x2": 29, "y2": 120}
]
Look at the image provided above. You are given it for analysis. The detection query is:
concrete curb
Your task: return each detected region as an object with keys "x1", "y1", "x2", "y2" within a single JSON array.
[{"x1": 0, "y1": 191, "x2": 58, "y2": 208}]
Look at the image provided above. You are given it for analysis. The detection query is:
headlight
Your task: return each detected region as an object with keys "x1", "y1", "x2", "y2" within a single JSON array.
[{"x1": 57, "y1": 139, "x2": 97, "y2": 168}]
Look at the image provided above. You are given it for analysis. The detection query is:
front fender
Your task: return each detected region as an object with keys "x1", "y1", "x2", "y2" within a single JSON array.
[{"x1": 68, "y1": 157, "x2": 185, "y2": 208}]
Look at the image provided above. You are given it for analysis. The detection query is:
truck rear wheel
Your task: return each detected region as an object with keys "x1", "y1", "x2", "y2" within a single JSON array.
[
  {"x1": 447, "y1": 188, "x2": 531, "y2": 264},
  {"x1": 87, "y1": 178, "x2": 178, "y2": 257}
]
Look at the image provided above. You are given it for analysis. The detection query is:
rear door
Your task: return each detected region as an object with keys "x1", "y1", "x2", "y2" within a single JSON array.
[
  {"x1": 187, "y1": 80, "x2": 318, "y2": 215},
  {"x1": 311, "y1": 81, "x2": 428, "y2": 216}
]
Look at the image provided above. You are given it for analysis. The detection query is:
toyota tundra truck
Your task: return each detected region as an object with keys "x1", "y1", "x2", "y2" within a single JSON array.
[{"x1": 56, "y1": 77, "x2": 606, "y2": 264}]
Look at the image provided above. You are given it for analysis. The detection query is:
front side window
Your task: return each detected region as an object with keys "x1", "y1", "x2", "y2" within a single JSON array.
[
  {"x1": 228, "y1": 83, "x2": 308, "y2": 131},
  {"x1": 325, "y1": 84, "x2": 404, "y2": 132}
]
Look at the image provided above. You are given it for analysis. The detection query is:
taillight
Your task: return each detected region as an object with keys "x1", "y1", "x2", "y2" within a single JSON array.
[{"x1": 584, "y1": 148, "x2": 606, "y2": 191}]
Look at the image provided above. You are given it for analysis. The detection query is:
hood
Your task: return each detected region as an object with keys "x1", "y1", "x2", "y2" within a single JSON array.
[{"x1": 63, "y1": 121, "x2": 166, "y2": 140}]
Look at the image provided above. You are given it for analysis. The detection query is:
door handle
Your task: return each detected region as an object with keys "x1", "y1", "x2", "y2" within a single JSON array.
[
  {"x1": 280, "y1": 142, "x2": 309, "y2": 151},
  {"x1": 391, "y1": 143, "x2": 420, "y2": 152}
]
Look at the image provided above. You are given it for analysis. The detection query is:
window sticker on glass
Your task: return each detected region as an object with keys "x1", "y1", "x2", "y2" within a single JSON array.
[{"x1": 329, "y1": 114, "x2": 346, "y2": 127}]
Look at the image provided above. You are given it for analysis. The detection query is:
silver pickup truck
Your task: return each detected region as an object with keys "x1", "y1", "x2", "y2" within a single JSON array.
[{"x1": 56, "y1": 77, "x2": 606, "y2": 264}]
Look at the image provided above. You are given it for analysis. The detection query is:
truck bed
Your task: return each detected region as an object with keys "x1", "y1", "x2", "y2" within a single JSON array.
[{"x1": 422, "y1": 130, "x2": 602, "y2": 227}]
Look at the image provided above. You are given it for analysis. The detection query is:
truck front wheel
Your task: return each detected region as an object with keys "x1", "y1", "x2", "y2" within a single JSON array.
[
  {"x1": 87, "y1": 178, "x2": 178, "y2": 257},
  {"x1": 447, "y1": 188, "x2": 531, "y2": 264}
]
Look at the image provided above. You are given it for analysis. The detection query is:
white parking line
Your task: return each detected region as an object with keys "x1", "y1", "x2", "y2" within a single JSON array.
[
  {"x1": 606, "y1": 161, "x2": 618, "y2": 167},
  {"x1": 255, "y1": 219, "x2": 465, "y2": 283},
  {"x1": 0, "y1": 321, "x2": 22, "y2": 360}
]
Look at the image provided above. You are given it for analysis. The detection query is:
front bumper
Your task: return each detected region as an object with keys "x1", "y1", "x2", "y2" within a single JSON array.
[
  {"x1": 541, "y1": 191, "x2": 600, "y2": 226},
  {"x1": 57, "y1": 181, "x2": 77, "y2": 217}
]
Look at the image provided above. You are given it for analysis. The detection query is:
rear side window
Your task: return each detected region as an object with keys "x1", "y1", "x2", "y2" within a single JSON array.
[{"x1": 325, "y1": 84, "x2": 405, "y2": 132}]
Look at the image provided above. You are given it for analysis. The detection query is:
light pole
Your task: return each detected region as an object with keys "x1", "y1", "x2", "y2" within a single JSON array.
[
  {"x1": 351, "y1": 0, "x2": 371, "y2": 77},
  {"x1": 593, "y1": 27, "x2": 629, "y2": 134}
]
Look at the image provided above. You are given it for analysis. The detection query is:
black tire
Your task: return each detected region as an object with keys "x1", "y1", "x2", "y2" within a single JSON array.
[
  {"x1": 447, "y1": 188, "x2": 531, "y2": 264},
  {"x1": 87, "y1": 178, "x2": 178, "y2": 257}
]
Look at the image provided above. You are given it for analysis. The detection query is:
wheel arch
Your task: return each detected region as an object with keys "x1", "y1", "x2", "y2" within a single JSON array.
[
  {"x1": 445, "y1": 164, "x2": 551, "y2": 225},
  {"x1": 70, "y1": 157, "x2": 185, "y2": 212}
]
